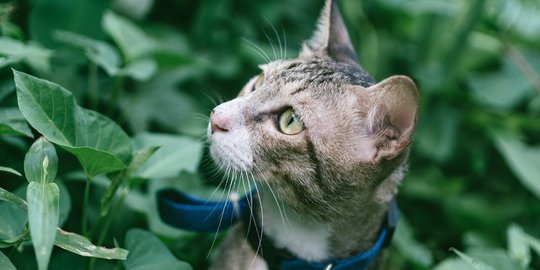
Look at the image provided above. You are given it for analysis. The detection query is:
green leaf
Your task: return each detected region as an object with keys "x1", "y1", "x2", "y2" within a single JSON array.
[
  {"x1": 124, "y1": 229, "x2": 192, "y2": 270},
  {"x1": 117, "y1": 58, "x2": 157, "y2": 81},
  {"x1": 102, "y1": 11, "x2": 155, "y2": 61},
  {"x1": 434, "y1": 258, "x2": 476, "y2": 270},
  {"x1": 132, "y1": 133, "x2": 203, "y2": 179},
  {"x1": 0, "y1": 107, "x2": 33, "y2": 138},
  {"x1": 54, "y1": 228, "x2": 128, "y2": 260},
  {"x1": 527, "y1": 233, "x2": 540, "y2": 256},
  {"x1": 449, "y1": 248, "x2": 496, "y2": 270},
  {"x1": 0, "y1": 250, "x2": 16, "y2": 270},
  {"x1": 468, "y1": 57, "x2": 535, "y2": 109},
  {"x1": 14, "y1": 70, "x2": 132, "y2": 176},
  {"x1": 507, "y1": 224, "x2": 531, "y2": 267},
  {"x1": 0, "y1": 56, "x2": 20, "y2": 69},
  {"x1": 54, "y1": 30, "x2": 121, "y2": 76},
  {"x1": 27, "y1": 182, "x2": 60, "y2": 270},
  {"x1": 24, "y1": 137, "x2": 58, "y2": 184},
  {"x1": 0, "y1": 166, "x2": 22, "y2": 177},
  {"x1": 0, "y1": 187, "x2": 28, "y2": 210},
  {"x1": 0, "y1": 37, "x2": 52, "y2": 72},
  {"x1": 393, "y1": 216, "x2": 434, "y2": 267},
  {"x1": 492, "y1": 132, "x2": 540, "y2": 199},
  {"x1": 0, "y1": 187, "x2": 28, "y2": 247}
]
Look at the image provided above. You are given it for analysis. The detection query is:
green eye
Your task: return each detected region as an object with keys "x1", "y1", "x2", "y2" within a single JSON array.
[{"x1": 279, "y1": 108, "x2": 304, "y2": 135}]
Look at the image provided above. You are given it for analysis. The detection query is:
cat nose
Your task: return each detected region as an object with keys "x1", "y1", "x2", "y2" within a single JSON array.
[{"x1": 210, "y1": 109, "x2": 231, "y2": 133}]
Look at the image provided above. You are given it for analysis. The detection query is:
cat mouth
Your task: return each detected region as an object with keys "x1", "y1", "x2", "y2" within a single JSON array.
[{"x1": 208, "y1": 126, "x2": 254, "y2": 173}]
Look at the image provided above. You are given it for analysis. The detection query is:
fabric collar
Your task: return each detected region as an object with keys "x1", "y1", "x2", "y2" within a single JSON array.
[{"x1": 157, "y1": 188, "x2": 399, "y2": 270}]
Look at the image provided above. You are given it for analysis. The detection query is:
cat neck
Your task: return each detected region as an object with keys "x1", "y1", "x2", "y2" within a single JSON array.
[{"x1": 257, "y1": 181, "x2": 390, "y2": 261}]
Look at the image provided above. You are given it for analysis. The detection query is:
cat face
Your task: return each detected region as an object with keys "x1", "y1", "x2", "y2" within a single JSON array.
[{"x1": 208, "y1": 0, "x2": 418, "y2": 219}]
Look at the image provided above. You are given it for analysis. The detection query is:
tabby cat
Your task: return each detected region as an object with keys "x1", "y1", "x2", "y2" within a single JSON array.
[{"x1": 207, "y1": 0, "x2": 418, "y2": 269}]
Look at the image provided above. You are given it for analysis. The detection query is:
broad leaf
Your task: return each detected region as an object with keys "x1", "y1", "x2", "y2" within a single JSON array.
[
  {"x1": 102, "y1": 11, "x2": 155, "y2": 61},
  {"x1": 0, "y1": 107, "x2": 33, "y2": 137},
  {"x1": 124, "y1": 229, "x2": 192, "y2": 270},
  {"x1": 132, "y1": 133, "x2": 203, "y2": 179},
  {"x1": 0, "y1": 187, "x2": 28, "y2": 210},
  {"x1": 0, "y1": 250, "x2": 16, "y2": 270},
  {"x1": 493, "y1": 132, "x2": 540, "y2": 199},
  {"x1": 54, "y1": 229, "x2": 128, "y2": 260},
  {"x1": 14, "y1": 70, "x2": 132, "y2": 176},
  {"x1": 27, "y1": 182, "x2": 59, "y2": 270}
]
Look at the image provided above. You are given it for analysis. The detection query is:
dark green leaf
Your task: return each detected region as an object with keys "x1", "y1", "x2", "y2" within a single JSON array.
[
  {"x1": 393, "y1": 216, "x2": 434, "y2": 267},
  {"x1": 14, "y1": 70, "x2": 132, "y2": 176},
  {"x1": 0, "y1": 187, "x2": 28, "y2": 210},
  {"x1": 124, "y1": 229, "x2": 192, "y2": 270}
]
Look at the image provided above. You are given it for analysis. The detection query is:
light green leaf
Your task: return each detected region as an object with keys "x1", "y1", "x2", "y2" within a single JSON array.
[
  {"x1": 57, "y1": 180, "x2": 71, "y2": 226},
  {"x1": 24, "y1": 137, "x2": 58, "y2": 184},
  {"x1": 132, "y1": 133, "x2": 203, "y2": 179},
  {"x1": 434, "y1": 258, "x2": 476, "y2": 270},
  {"x1": 117, "y1": 58, "x2": 157, "y2": 81},
  {"x1": 112, "y1": 0, "x2": 154, "y2": 20},
  {"x1": 124, "y1": 229, "x2": 192, "y2": 270},
  {"x1": 393, "y1": 216, "x2": 434, "y2": 267},
  {"x1": 507, "y1": 224, "x2": 531, "y2": 267},
  {"x1": 0, "y1": 37, "x2": 52, "y2": 72},
  {"x1": 54, "y1": 228, "x2": 128, "y2": 260},
  {"x1": 450, "y1": 248, "x2": 496, "y2": 270},
  {"x1": 0, "y1": 166, "x2": 22, "y2": 177},
  {"x1": 0, "y1": 187, "x2": 28, "y2": 247},
  {"x1": 27, "y1": 182, "x2": 60, "y2": 270},
  {"x1": 14, "y1": 70, "x2": 132, "y2": 176},
  {"x1": 0, "y1": 250, "x2": 16, "y2": 270},
  {"x1": 468, "y1": 57, "x2": 535, "y2": 109},
  {"x1": 0, "y1": 107, "x2": 33, "y2": 137},
  {"x1": 54, "y1": 30, "x2": 121, "y2": 76},
  {"x1": 0, "y1": 56, "x2": 20, "y2": 69},
  {"x1": 102, "y1": 11, "x2": 155, "y2": 61},
  {"x1": 493, "y1": 132, "x2": 540, "y2": 199}
]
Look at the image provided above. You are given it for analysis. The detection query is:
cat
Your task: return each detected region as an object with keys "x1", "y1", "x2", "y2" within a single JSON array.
[{"x1": 207, "y1": 0, "x2": 418, "y2": 269}]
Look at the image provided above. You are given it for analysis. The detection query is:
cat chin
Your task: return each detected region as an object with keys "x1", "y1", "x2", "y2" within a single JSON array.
[{"x1": 208, "y1": 126, "x2": 254, "y2": 172}]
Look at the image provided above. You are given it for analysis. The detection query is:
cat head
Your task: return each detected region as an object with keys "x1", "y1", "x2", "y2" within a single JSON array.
[{"x1": 208, "y1": 0, "x2": 418, "y2": 220}]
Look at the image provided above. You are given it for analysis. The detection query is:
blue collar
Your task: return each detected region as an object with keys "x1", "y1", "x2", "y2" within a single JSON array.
[{"x1": 157, "y1": 189, "x2": 399, "y2": 270}]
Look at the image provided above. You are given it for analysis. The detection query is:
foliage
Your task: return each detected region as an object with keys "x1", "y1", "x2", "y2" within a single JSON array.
[{"x1": 0, "y1": 0, "x2": 539, "y2": 269}]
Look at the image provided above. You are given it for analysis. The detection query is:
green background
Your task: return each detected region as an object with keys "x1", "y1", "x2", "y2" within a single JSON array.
[{"x1": 0, "y1": 0, "x2": 539, "y2": 269}]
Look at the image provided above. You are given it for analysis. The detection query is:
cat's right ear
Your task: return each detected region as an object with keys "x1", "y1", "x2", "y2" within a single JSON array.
[
  {"x1": 358, "y1": 76, "x2": 419, "y2": 163},
  {"x1": 300, "y1": 0, "x2": 360, "y2": 68}
]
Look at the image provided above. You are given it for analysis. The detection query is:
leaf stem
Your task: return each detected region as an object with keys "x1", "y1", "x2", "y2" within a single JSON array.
[{"x1": 82, "y1": 175, "x2": 92, "y2": 236}]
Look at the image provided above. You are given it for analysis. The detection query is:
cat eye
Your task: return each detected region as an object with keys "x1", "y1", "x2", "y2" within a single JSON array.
[
  {"x1": 278, "y1": 108, "x2": 304, "y2": 135},
  {"x1": 252, "y1": 73, "x2": 264, "y2": 91}
]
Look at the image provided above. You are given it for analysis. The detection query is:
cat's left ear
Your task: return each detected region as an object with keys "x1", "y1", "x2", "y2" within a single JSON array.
[
  {"x1": 300, "y1": 0, "x2": 360, "y2": 67},
  {"x1": 358, "y1": 76, "x2": 419, "y2": 162}
]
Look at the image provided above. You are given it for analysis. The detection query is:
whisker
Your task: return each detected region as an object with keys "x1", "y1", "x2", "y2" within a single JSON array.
[
  {"x1": 241, "y1": 38, "x2": 272, "y2": 64},
  {"x1": 263, "y1": 16, "x2": 284, "y2": 61}
]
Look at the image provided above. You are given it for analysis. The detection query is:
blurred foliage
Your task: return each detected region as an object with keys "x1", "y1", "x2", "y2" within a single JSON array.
[{"x1": 0, "y1": 0, "x2": 539, "y2": 269}]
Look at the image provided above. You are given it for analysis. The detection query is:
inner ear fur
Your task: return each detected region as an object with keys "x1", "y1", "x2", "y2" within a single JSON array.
[{"x1": 359, "y1": 76, "x2": 419, "y2": 162}]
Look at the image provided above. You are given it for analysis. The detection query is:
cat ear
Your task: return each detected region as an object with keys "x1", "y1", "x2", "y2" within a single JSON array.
[
  {"x1": 362, "y1": 76, "x2": 419, "y2": 162},
  {"x1": 300, "y1": 0, "x2": 359, "y2": 67}
]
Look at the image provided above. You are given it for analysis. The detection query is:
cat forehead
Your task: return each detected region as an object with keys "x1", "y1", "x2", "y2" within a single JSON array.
[{"x1": 260, "y1": 58, "x2": 375, "y2": 88}]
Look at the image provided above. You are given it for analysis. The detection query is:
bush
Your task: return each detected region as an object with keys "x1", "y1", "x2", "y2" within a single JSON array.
[{"x1": 0, "y1": 0, "x2": 539, "y2": 269}]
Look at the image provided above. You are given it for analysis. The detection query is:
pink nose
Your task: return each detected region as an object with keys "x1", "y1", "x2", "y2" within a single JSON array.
[{"x1": 210, "y1": 109, "x2": 230, "y2": 133}]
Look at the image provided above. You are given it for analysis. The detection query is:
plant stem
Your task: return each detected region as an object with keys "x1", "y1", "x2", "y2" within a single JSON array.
[{"x1": 82, "y1": 174, "x2": 92, "y2": 236}]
